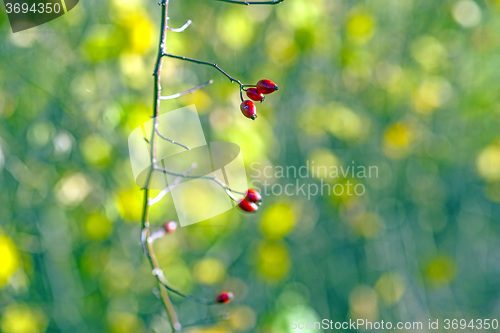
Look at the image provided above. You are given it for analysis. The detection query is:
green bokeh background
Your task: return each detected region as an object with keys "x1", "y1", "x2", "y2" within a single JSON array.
[{"x1": 1, "y1": 0, "x2": 500, "y2": 332}]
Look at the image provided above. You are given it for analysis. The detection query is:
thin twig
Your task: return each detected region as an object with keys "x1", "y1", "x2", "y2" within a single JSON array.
[
  {"x1": 152, "y1": 268, "x2": 212, "y2": 304},
  {"x1": 153, "y1": 166, "x2": 246, "y2": 200},
  {"x1": 149, "y1": 163, "x2": 197, "y2": 205},
  {"x1": 167, "y1": 19, "x2": 192, "y2": 32},
  {"x1": 162, "y1": 53, "x2": 245, "y2": 89},
  {"x1": 214, "y1": 0, "x2": 285, "y2": 4},
  {"x1": 155, "y1": 127, "x2": 192, "y2": 151},
  {"x1": 161, "y1": 80, "x2": 213, "y2": 100}
]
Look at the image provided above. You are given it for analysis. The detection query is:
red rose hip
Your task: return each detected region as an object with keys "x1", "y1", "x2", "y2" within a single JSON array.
[
  {"x1": 246, "y1": 87, "x2": 265, "y2": 102},
  {"x1": 164, "y1": 221, "x2": 178, "y2": 233},
  {"x1": 215, "y1": 291, "x2": 233, "y2": 304},
  {"x1": 245, "y1": 189, "x2": 262, "y2": 205},
  {"x1": 240, "y1": 100, "x2": 257, "y2": 120},
  {"x1": 256, "y1": 79, "x2": 279, "y2": 94},
  {"x1": 238, "y1": 199, "x2": 259, "y2": 212}
]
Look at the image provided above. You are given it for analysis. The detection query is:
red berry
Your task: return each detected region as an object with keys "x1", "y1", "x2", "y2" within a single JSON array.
[
  {"x1": 238, "y1": 199, "x2": 258, "y2": 212},
  {"x1": 256, "y1": 79, "x2": 279, "y2": 95},
  {"x1": 246, "y1": 87, "x2": 265, "y2": 102},
  {"x1": 240, "y1": 100, "x2": 257, "y2": 120},
  {"x1": 245, "y1": 189, "x2": 262, "y2": 205},
  {"x1": 164, "y1": 221, "x2": 177, "y2": 233},
  {"x1": 215, "y1": 291, "x2": 233, "y2": 304}
]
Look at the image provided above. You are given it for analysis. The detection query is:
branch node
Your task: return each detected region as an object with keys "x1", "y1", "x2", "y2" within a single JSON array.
[{"x1": 149, "y1": 164, "x2": 196, "y2": 205}]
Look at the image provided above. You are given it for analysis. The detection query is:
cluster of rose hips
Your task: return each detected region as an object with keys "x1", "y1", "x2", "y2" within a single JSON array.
[
  {"x1": 240, "y1": 79, "x2": 279, "y2": 120},
  {"x1": 238, "y1": 189, "x2": 262, "y2": 213}
]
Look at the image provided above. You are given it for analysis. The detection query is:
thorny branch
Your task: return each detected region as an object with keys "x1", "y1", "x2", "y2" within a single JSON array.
[
  {"x1": 141, "y1": 0, "x2": 182, "y2": 331},
  {"x1": 140, "y1": 0, "x2": 284, "y2": 330}
]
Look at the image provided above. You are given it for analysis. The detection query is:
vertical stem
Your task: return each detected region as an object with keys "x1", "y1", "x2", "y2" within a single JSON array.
[{"x1": 141, "y1": 0, "x2": 181, "y2": 331}]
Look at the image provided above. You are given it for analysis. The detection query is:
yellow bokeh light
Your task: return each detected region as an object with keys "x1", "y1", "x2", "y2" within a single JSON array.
[
  {"x1": 260, "y1": 202, "x2": 296, "y2": 240},
  {"x1": 217, "y1": 8, "x2": 254, "y2": 50},
  {"x1": 265, "y1": 30, "x2": 299, "y2": 66},
  {"x1": 425, "y1": 256, "x2": 456, "y2": 286},
  {"x1": 351, "y1": 212, "x2": 382, "y2": 238},
  {"x1": 0, "y1": 235, "x2": 20, "y2": 288},
  {"x1": 115, "y1": 189, "x2": 143, "y2": 222},
  {"x1": 188, "y1": 90, "x2": 213, "y2": 113},
  {"x1": 374, "y1": 272, "x2": 406, "y2": 305},
  {"x1": 300, "y1": 104, "x2": 367, "y2": 142},
  {"x1": 81, "y1": 25, "x2": 124, "y2": 62},
  {"x1": 101, "y1": 260, "x2": 138, "y2": 295},
  {"x1": 128, "y1": 16, "x2": 154, "y2": 55},
  {"x1": 349, "y1": 285, "x2": 379, "y2": 322},
  {"x1": 346, "y1": 12, "x2": 375, "y2": 43},
  {"x1": 110, "y1": 0, "x2": 144, "y2": 17},
  {"x1": 325, "y1": 104, "x2": 366, "y2": 141},
  {"x1": 307, "y1": 148, "x2": 341, "y2": 181},
  {"x1": 85, "y1": 213, "x2": 113, "y2": 240},
  {"x1": 257, "y1": 241, "x2": 290, "y2": 281},
  {"x1": 331, "y1": 178, "x2": 364, "y2": 204},
  {"x1": 476, "y1": 142, "x2": 500, "y2": 182},
  {"x1": 411, "y1": 36, "x2": 447, "y2": 71},
  {"x1": 277, "y1": 0, "x2": 324, "y2": 29},
  {"x1": 452, "y1": 0, "x2": 482, "y2": 28},
  {"x1": 176, "y1": 181, "x2": 227, "y2": 223},
  {"x1": 123, "y1": 104, "x2": 151, "y2": 132},
  {"x1": 55, "y1": 173, "x2": 92, "y2": 206},
  {"x1": 298, "y1": 107, "x2": 327, "y2": 137},
  {"x1": 119, "y1": 54, "x2": 148, "y2": 89},
  {"x1": 1, "y1": 304, "x2": 47, "y2": 333},
  {"x1": 383, "y1": 122, "x2": 415, "y2": 159},
  {"x1": 161, "y1": 259, "x2": 193, "y2": 293},
  {"x1": 222, "y1": 115, "x2": 272, "y2": 162},
  {"x1": 107, "y1": 312, "x2": 143, "y2": 333},
  {"x1": 384, "y1": 123, "x2": 412, "y2": 147},
  {"x1": 81, "y1": 135, "x2": 112, "y2": 167},
  {"x1": 193, "y1": 258, "x2": 226, "y2": 285},
  {"x1": 229, "y1": 306, "x2": 257, "y2": 331},
  {"x1": 412, "y1": 77, "x2": 452, "y2": 114},
  {"x1": 117, "y1": 13, "x2": 154, "y2": 55}
]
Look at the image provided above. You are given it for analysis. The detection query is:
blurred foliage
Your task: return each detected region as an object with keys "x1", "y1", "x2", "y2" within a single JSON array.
[{"x1": 1, "y1": 0, "x2": 500, "y2": 332}]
